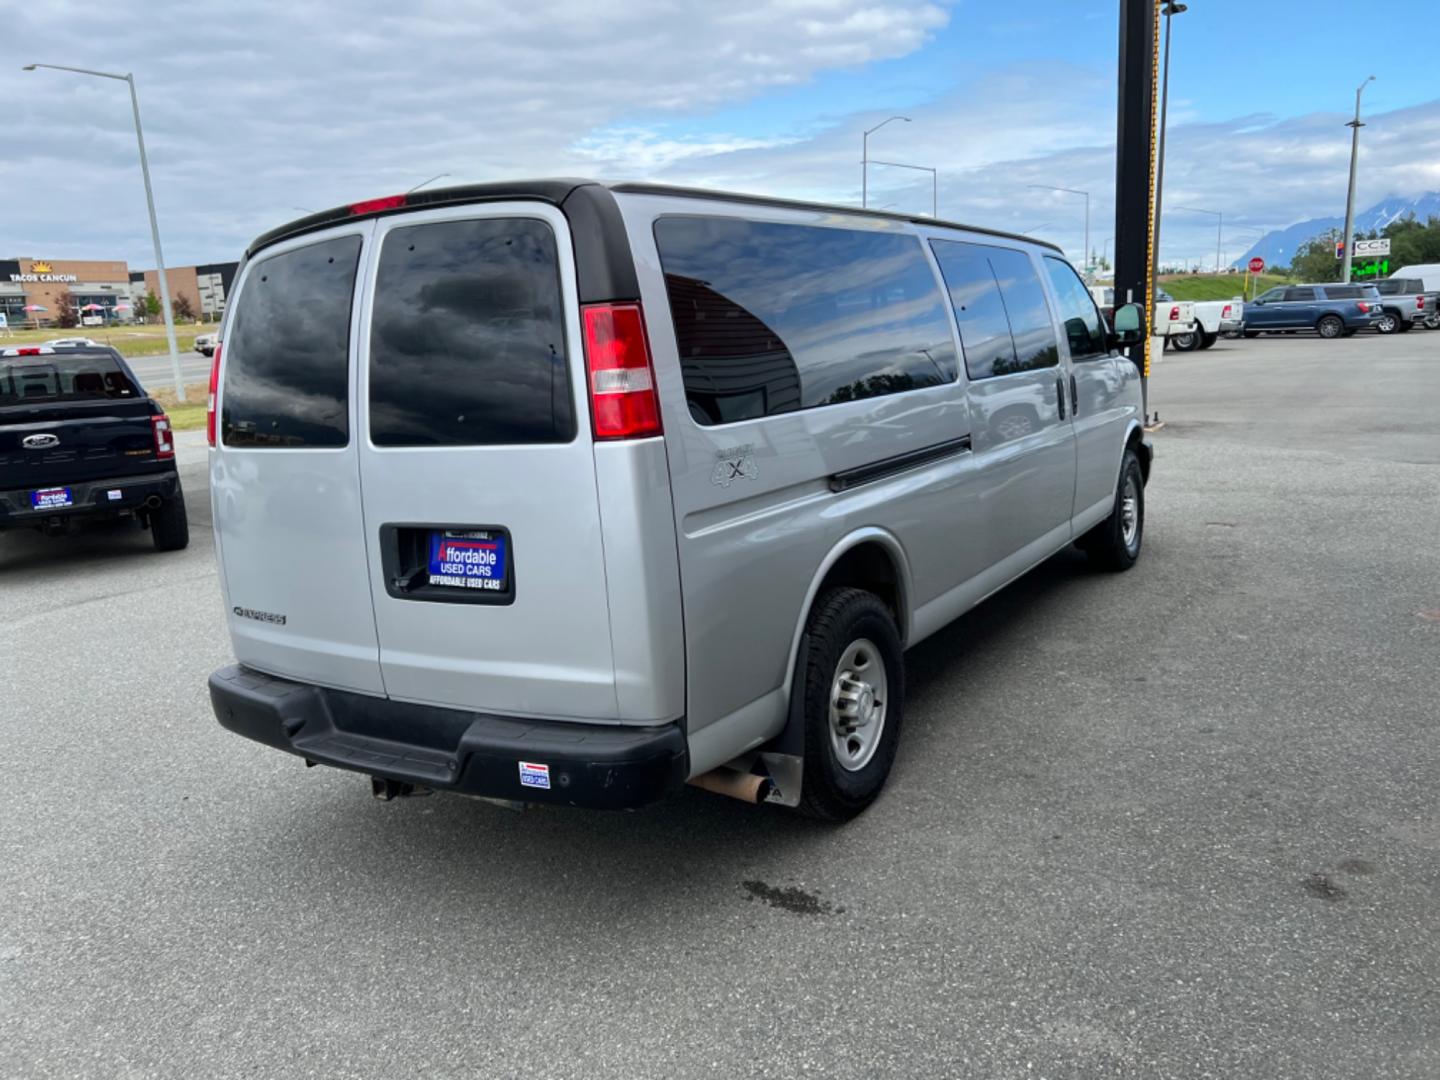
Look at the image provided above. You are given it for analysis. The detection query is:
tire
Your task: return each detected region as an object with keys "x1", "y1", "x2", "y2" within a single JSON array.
[
  {"x1": 795, "y1": 587, "x2": 905, "y2": 822},
  {"x1": 1425, "y1": 314, "x2": 1440, "y2": 331},
  {"x1": 1316, "y1": 315, "x2": 1344, "y2": 339},
  {"x1": 1199, "y1": 331, "x2": 1218, "y2": 350},
  {"x1": 1398, "y1": 319, "x2": 1413, "y2": 333},
  {"x1": 1375, "y1": 311, "x2": 1399, "y2": 334},
  {"x1": 1171, "y1": 331, "x2": 1199, "y2": 351},
  {"x1": 150, "y1": 487, "x2": 190, "y2": 552},
  {"x1": 1242, "y1": 328, "x2": 1259, "y2": 339},
  {"x1": 1078, "y1": 448, "x2": 1144, "y2": 572}
]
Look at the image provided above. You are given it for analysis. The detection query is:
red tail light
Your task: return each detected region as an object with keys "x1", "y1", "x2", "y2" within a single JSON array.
[
  {"x1": 206, "y1": 344, "x2": 222, "y2": 447},
  {"x1": 1222, "y1": 305, "x2": 1232, "y2": 319},
  {"x1": 1356, "y1": 301, "x2": 1371, "y2": 313},
  {"x1": 582, "y1": 303, "x2": 661, "y2": 440},
  {"x1": 152, "y1": 414, "x2": 175, "y2": 460},
  {"x1": 1169, "y1": 305, "x2": 1180, "y2": 322},
  {"x1": 348, "y1": 194, "x2": 406, "y2": 216},
  {"x1": 1419, "y1": 295, "x2": 1427, "y2": 310}
]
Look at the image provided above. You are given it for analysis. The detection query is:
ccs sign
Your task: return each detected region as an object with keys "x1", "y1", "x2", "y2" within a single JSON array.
[{"x1": 1336, "y1": 238, "x2": 1391, "y2": 258}]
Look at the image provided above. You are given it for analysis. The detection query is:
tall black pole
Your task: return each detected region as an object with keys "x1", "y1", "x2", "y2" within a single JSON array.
[{"x1": 1115, "y1": 0, "x2": 1159, "y2": 413}]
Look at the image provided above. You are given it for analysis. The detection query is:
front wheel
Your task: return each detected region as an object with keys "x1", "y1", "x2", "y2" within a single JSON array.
[
  {"x1": 1317, "y1": 315, "x2": 1344, "y2": 339},
  {"x1": 1078, "y1": 448, "x2": 1144, "y2": 572},
  {"x1": 150, "y1": 488, "x2": 190, "y2": 552},
  {"x1": 1375, "y1": 311, "x2": 1399, "y2": 334},
  {"x1": 796, "y1": 587, "x2": 905, "y2": 821}
]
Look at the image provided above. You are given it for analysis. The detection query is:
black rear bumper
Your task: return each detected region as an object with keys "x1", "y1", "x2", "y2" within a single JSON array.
[
  {"x1": 208, "y1": 665, "x2": 688, "y2": 810},
  {"x1": 0, "y1": 470, "x2": 178, "y2": 527}
]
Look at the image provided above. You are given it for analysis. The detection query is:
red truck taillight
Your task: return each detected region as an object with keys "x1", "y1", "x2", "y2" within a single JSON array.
[
  {"x1": 152, "y1": 415, "x2": 175, "y2": 460},
  {"x1": 582, "y1": 303, "x2": 661, "y2": 440},
  {"x1": 1222, "y1": 305, "x2": 1232, "y2": 319},
  {"x1": 1419, "y1": 295, "x2": 1427, "y2": 311},
  {"x1": 206, "y1": 344, "x2": 221, "y2": 447},
  {"x1": 1169, "y1": 305, "x2": 1180, "y2": 322}
]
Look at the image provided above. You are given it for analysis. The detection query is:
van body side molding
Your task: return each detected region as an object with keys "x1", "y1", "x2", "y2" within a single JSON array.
[{"x1": 827, "y1": 436, "x2": 973, "y2": 493}]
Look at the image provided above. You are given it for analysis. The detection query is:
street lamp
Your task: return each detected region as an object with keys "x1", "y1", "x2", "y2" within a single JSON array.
[
  {"x1": 23, "y1": 63, "x2": 186, "y2": 401},
  {"x1": 1028, "y1": 184, "x2": 1090, "y2": 272},
  {"x1": 1340, "y1": 76, "x2": 1376, "y2": 284},
  {"x1": 1152, "y1": 1, "x2": 1187, "y2": 282},
  {"x1": 1101, "y1": 236, "x2": 1116, "y2": 270},
  {"x1": 1174, "y1": 205, "x2": 1222, "y2": 273},
  {"x1": 862, "y1": 116, "x2": 910, "y2": 208}
]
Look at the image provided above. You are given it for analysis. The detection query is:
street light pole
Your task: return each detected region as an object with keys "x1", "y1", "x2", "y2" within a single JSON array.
[
  {"x1": 868, "y1": 159, "x2": 938, "y2": 217},
  {"x1": 862, "y1": 115, "x2": 910, "y2": 208},
  {"x1": 1340, "y1": 76, "x2": 1376, "y2": 284},
  {"x1": 1028, "y1": 184, "x2": 1090, "y2": 273},
  {"x1": 1152, "y1": 1, "x2": 1187, "y2": 280},
  {"x1": 24, "y1": 63, "x2": 186, "y2": 401}
]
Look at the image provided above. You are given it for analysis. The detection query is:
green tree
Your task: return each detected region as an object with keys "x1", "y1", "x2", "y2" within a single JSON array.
[{"x1": 144, "y1": 291, "x2": 161, "y2": 320}]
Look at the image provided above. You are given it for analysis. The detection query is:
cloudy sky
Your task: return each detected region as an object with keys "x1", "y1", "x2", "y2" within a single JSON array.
[{"x1": 5, "y1": 0, "x2": 1439, "y2": 270}]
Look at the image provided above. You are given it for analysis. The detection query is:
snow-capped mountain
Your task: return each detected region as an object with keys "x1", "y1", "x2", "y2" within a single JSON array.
[{"x1": 1231, "y1": 192, "x2": 1440, "y2": 268}]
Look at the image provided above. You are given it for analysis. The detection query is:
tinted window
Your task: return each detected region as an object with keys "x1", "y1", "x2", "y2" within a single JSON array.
[
  {"x1": 223, "y1": 235, "x2": 361, "y2": 448},
  {"x1": 931, "y1": 240, "x2": 1059, "y2": 380},
  {"x1": 1044, "y1": 256, "x2": 1108, "y2": 360},
  {"x1": 653, "y1": 216, "x2": 958, "y2": 425},
  {"x1": 1374, "y1": 280, "x2": 1402, "y2": 295},
  {"x1": 1323, "y1": 286, "x2": 1362, "y2": 300},
  {"x1": 370, "y1": 218, "x2": 574, "y2": 446},
  {"x1": 1283, "y1": 288, "x2": 1317, "y2": 302},
  {"x1": 1256, "y1": 287, "x2": 1285, "y2": 303},
  {"x1": 0, "y1": 350, "x2": 139, "y2": 404}
]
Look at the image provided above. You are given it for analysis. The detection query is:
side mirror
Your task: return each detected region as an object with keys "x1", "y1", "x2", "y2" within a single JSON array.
[{"x1": 1110, "y1": 302, "x2": 1146, "y2": 348}]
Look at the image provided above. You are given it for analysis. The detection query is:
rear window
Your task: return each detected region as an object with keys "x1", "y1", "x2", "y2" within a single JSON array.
[
  {"x1": 0, "y1": 351, "x2": 139, "y2": 405},
  {"x1": 653, "y1": 216, "x2": 958, "y2": 425},
  {"x1": 1374, "y1": 280, "x2": 1402, "y2": 295},
  {"x1": 222, "y1": 234, "x2": 362, "y2": 448},
  {"x1": 369, "y1": 217, "x2": 574, "y2": 447}
]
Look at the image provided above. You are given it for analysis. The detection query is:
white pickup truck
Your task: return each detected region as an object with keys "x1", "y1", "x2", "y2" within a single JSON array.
[
  {"x1": 1090, "y1": 285, "x2": 1197, "y2": 344},
  {"x1": 1171, "y1": 297, "x2": 1244, "y2": 351}
]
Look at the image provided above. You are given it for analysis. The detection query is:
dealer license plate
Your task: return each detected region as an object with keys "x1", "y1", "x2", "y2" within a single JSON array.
[
  {"x1": 427, "y1": 529, "x2": 508, "y2": 591},
  {"x1": 32, "y1": 487, "x2": 73, "y2": 510}
]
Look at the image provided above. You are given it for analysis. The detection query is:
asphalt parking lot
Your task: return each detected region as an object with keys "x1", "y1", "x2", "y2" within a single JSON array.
[{"x1": 3, "y1": 332, "x2": 1438, "y2": 1079}]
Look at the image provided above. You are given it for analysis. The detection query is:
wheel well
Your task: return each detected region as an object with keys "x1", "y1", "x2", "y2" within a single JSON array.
[
  {"x1": 1126, "y1": 427, "x2": 1151, "y2": 483},
  {"x1": 815, "y1": 542, "x2": 904, "y2": 637}
]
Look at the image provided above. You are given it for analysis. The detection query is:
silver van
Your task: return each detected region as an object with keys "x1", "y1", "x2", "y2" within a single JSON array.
[{"x1": 206, "y1": 181, "x2": 1151, "y2": 820}]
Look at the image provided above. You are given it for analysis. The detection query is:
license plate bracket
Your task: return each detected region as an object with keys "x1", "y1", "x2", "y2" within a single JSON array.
[{"x1": 378, "y1": 523, "x2": 516, "y2": 606}]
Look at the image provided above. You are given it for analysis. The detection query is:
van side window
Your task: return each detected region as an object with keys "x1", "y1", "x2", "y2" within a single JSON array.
[
  {"x1": 1283, "y1": 287, "x2": 1317, "y2": 302},
  {"x1": 1043, "y1": 256, "x2": 1109, "y2": 360},
  {"x1": 653, "y1": 216, "x2": 958, "y2": 425},
  {"x1": 930, "y1": 240, "x2": 1059, "y2": 379},
  {"x1": 369, "y1": 218, "x2": 575, "y2": 447},
  {"x1": 1322, "y1": 285, "x2": 1361, "y2": 300},
  {"x1": 222, "y1": 235, "x2": 361, "y2": 448}
]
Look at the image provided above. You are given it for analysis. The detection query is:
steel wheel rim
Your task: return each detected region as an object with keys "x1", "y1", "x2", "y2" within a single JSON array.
[
  {"x1": 829, "y1": 638, "x2": 888, "y2": 772},
  {"x1": 1121, "y1": 475, "x2": 1140, "y2": 550}
]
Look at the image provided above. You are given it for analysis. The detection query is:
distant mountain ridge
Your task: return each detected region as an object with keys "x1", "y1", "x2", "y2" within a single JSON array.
[{"x1": 1231, "y1": 192, "x2": 1440, "y2": 268}]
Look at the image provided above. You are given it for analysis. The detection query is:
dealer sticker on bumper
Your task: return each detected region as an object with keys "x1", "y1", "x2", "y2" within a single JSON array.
[{"x1": 518, "y1": 761, "x2": 551, "y2": 790}]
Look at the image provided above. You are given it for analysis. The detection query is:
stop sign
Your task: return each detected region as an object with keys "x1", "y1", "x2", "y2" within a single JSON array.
[{"x1": 1248, "y1": 256, "x2": 1265, "y2": 273}]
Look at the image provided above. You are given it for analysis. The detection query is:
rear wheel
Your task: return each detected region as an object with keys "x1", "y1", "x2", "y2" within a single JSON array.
[
  {"x1": 1375, "y1": 311, "x2": 1399, "y2": 334},
  {"x1": 1199, "y1": 331, "x2": 1218, "y2": 350},
  {"x1": 150, "y1": 488, "x2": 190, "y2": 552},
  {"x1": 1398, "y1": 319, "x2": 1413, "y2": 333},
  {"x1": 1317, "y1": 315, "x2": 1344, "y2": 339},
  {"x1": 1171, "y1": 331, "x2": 1199, "y2": 351},
  {"x1": 1078, "y1": 448, "x2": 1144, "y2": 572},
  {"x1": 796, "y1": 587, "x2": 904, "y2": 821}
]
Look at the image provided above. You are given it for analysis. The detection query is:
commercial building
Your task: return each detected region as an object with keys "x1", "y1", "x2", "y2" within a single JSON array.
[{"x1": 1, "y1": 256, "x2": 237, "y2": 327}]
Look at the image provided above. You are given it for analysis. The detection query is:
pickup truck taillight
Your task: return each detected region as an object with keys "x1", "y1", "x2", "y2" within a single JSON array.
[
  {"x1": 1222, "y1": 305, "x2": 1232, "y2": 319},
  {"x1": 206, "y1": 344, "x2": 221, "y2": 447},
  {"x1": 1169, "y1": 305, "x2": 1180, "y2": 322},
  {"x1": 152, "y1": 415, "x2": 175, "y2": 460},
  {"x1": 1419, "y1": 296, "x2": 1427, "y2": 311}
]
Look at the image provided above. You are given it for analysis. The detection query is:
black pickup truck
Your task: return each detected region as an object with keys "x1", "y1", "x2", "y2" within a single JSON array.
[{"x1": 0, "y1": 344, "x2": 188, "y2": 551}]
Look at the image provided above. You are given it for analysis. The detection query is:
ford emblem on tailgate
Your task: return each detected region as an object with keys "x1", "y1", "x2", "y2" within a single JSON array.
[{"x1": 22, "y1": 433, "x2": 60, "y2": 450}]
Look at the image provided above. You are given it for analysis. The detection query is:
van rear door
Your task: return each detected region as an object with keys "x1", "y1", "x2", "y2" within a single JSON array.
[
  {"x1": 211, "y1": 225, "x2": 385, "y2": 694},
  {"x1": 354, "y1": 203, "x2": 618, "y2": 720}
]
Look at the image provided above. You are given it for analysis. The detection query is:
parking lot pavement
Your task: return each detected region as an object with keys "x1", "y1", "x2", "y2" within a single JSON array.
[{"x1": 3, "y1": 337, "x2": 1438, "y2": 1078}]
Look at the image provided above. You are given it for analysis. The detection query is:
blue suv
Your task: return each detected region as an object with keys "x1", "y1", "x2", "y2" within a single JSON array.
[{"x1": 1242, "y1": 283, "x2": 1384, "y2": 339}]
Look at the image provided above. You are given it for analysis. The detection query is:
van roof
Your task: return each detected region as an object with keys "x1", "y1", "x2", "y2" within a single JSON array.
[{"x1": 246, "y1": 178, "x2": 1064, "y2": 260}]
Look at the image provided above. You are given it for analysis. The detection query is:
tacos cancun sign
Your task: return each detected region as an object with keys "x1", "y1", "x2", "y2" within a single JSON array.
[{"x1": 10, "y1": 261, "x2": 78, "y2": 284}]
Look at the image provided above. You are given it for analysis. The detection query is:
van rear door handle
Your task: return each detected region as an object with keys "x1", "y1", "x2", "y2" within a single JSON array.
[
  {"x1": 1056, "y1": 375, "x2": 1066, "y2": 421},
  {"x1": 1069, "y1": 374, "x2": 1078, "y2": 416}
]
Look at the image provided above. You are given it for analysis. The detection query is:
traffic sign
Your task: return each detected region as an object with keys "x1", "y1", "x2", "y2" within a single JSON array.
[{"x1": 1248, "y1": 257, "x2": 1265, "y2": 274}]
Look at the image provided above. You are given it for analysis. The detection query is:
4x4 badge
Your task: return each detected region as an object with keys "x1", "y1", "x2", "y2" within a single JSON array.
[{"x1": 711, "y1": 447, "x2": 758, "y2": 488}]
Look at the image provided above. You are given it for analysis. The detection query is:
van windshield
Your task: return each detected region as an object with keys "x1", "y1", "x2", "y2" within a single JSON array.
[{"x1": 0, "y1": 350, "x2": 140, "y2": 405}]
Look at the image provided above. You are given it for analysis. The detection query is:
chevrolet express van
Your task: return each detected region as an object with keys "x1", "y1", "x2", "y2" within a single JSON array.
[{"x1": 207, "y1": 180, "x2": 1151, "y2": 820}]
